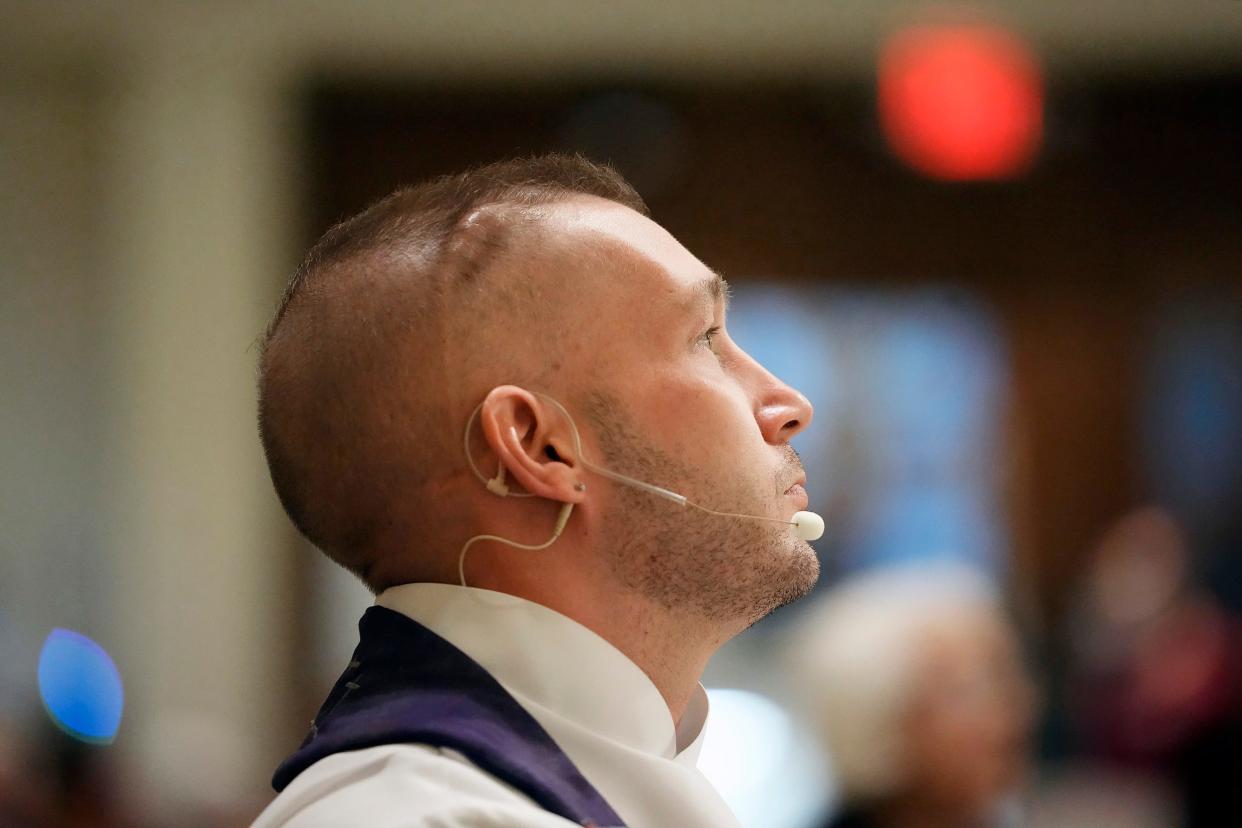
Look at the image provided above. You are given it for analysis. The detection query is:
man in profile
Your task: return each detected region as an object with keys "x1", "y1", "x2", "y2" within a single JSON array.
[{"x1": 252, "y1": 154, "x2": 818, "y2": 827}]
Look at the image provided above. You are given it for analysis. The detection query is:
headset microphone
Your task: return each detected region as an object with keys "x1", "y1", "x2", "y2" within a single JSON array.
[
  {"x1": 791, "y1": 510, "x2": 826, "y2": 542},
  {"x1": 578, "y1": 457, "x2": 824, "y2": 541},
  {"x1": 459, "y1": 392, "x2": 825, "y2": 587}
]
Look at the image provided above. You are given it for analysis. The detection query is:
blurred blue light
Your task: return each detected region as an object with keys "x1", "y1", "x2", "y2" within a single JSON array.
[
  {"x1": 37, "y1": 628, "x2": 124, "y2": 744},
  {"x1": 863, "y1": 293, "x2": 1005, "y2": 467},
  {"x1": 850, "y1": 484, "x2": 1002, "y2": 574}
]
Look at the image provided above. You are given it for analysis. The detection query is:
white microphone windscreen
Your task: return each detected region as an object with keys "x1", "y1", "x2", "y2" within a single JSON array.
[{"x1": 792, "y1": 511, "x2": 825, "y2": 541}]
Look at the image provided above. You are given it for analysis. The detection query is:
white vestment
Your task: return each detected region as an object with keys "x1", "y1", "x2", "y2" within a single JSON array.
[{"x1": 252, "y1": 583, "x2": 742, "y2": 827}]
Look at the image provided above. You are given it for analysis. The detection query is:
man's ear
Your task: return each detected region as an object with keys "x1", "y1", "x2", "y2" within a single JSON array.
[{"x1": 478, "y1": 386, "x2": 586, "y2": 504}]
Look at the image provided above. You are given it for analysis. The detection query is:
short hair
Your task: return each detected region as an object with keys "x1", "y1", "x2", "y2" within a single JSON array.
[
  {"x1": 785, "y1": 563, "x2": 999, "y2": 802},
  {"x1": 257, "y1": 154, "x2": 647, "y2": 590}
]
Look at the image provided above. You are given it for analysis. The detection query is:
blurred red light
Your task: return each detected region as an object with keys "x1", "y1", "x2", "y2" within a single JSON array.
[{"x1": 878, "y1": 23, "x2": 1044, "y2": 181}]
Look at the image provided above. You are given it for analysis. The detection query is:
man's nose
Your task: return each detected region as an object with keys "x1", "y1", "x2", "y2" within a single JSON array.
[{"x1": 754, "y1": 374, "x2": 813, "y2": 444}]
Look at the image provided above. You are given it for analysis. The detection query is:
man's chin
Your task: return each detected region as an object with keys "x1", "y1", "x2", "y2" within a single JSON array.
[
  {"x1": 745, "y1": 542, "x2": 820, "y2": 626},
  {"x1": 783, "y1": 544, "x2": 821, "y2": 603}
]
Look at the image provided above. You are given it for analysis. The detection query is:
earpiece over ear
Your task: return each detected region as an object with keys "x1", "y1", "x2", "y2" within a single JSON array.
[
  {"x1": 465, "y1": 402, "x2": 536, "y2": 499},
  {"x1": 485, "y1": 464, "x2": 510, "y2": 497}
]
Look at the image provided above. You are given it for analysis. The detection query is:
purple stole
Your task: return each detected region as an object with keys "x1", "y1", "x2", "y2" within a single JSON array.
[{"x1": 273, "y1": 606, "x2": 624, "y2": 827}]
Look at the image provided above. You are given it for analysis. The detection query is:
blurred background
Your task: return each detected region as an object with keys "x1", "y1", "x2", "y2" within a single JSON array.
[{"x1": 3, "y1": 2, "x2": 1240, "y2": 826}]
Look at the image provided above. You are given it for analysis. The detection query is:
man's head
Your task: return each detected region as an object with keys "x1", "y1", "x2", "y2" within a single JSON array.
[{"x1": 258, "y1": 153, "x2": 817, "y2": 628}]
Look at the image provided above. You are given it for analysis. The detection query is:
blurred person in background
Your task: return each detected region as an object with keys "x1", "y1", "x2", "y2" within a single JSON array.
[
  {"x1": 1067, "y1": 505, "x2": 1242, "y2": 827},
  {"x1": 251, "y1": 154, "x2": 820, "y2": 827},
  {"x1": 789, "y1": 564, "x2": 1036, "y2": 828}
]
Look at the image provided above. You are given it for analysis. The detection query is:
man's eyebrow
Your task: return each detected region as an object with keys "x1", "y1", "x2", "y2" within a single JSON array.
[{"x1": 693, "y1": 270, "x2": 732, "y2": 311}]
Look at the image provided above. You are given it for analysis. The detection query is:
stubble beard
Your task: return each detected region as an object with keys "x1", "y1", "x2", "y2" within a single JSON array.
[{"x1": 586, "y1": 398, "x2": 820, "y2": 626}]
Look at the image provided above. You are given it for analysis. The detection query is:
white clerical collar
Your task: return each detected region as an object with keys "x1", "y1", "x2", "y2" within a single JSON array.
[{"x1": 375, "y1": 582, "x2": 709, "y2": 763}]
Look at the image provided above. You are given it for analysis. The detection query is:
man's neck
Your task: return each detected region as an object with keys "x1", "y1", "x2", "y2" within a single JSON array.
[
  {"x1": 611, "y1": 601, "x2": 730, "y2": 725},
  {"x1": 523, "y1": 577, "x2": 731, "y2": 725}
]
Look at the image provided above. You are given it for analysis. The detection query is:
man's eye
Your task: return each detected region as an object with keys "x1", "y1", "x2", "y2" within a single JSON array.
[{"x1": 698, "y1": 326, "x2": 721, "y2": 350}]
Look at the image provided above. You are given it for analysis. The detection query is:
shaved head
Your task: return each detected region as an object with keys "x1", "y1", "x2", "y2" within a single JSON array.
[{"x1": 258, "y1": 155, "x2": 647, "y2": 590}]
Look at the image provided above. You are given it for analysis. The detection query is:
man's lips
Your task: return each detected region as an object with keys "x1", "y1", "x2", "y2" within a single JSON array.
[{"x1": 783, "y1": 478, "x2": 809, "y2": 510}]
